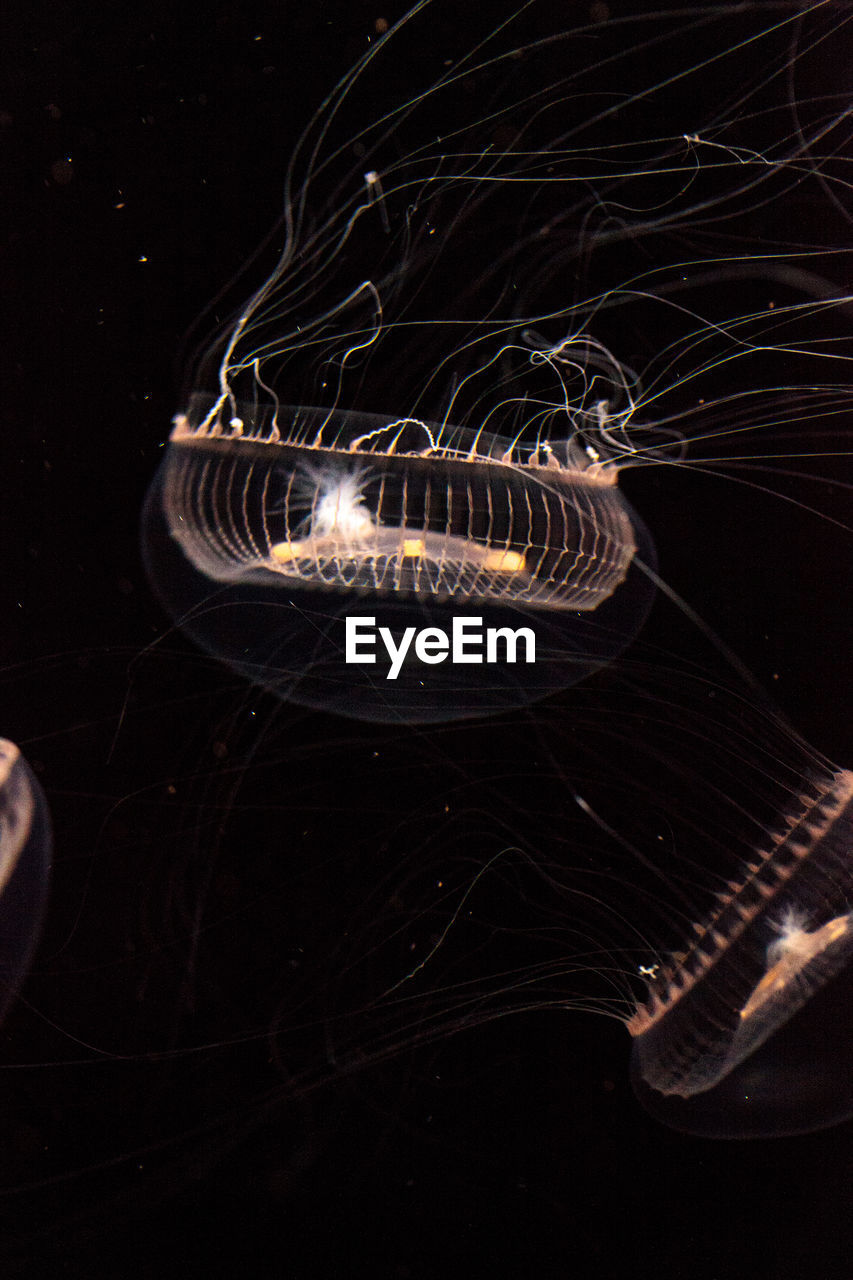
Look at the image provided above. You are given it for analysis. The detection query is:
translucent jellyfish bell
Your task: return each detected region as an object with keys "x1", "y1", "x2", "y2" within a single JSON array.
[
  {"x1": 0, "y1": 740, "x2": 52, "y2": 1024},
  {"x1": 143, "y1": 395, "x2": 656, "y2": 721},
  {"x1": 628, "y1": 766, "x2": 853, "y2": 1138}
]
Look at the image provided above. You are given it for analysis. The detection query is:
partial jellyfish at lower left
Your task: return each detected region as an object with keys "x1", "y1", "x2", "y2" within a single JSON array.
[{"x1": 0, "y1": 740, "x2": 52, "y2": 1026}]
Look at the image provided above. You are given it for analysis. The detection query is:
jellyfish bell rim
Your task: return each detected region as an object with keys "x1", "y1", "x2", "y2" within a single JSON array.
[{"x1": 172, "y1": 391, "x2": 632, "y2": 479}]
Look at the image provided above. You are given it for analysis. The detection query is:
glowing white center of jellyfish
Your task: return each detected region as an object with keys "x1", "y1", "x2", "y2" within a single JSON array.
[
  {"x1": 766, "y1": 906, "x2": 815, "y2": 969},
  {"x1": 311, "y1": 470, "x2": 375, "y2": 540}
]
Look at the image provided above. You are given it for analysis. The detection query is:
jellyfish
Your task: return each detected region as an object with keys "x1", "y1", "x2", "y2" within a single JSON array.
[
  {"x1": 0, "y1": 740, "x2": 51, "y2": 1026},
  {"x1": 142, "y1": 0, "x2": 852, "y2": 722},
  {"x1": 628, "y1": 762, "x2": 853, "y2": 1138},
  {"x1": 142, "y1": 399, "x2": 657, "y2": 721},
  {"x1": 5, "y1": 12, "x2": 853, "y2": 1257}
]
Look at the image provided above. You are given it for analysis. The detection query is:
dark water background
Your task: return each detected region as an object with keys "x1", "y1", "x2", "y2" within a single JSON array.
[{"x1": 2, "y1": 2, "x2": 852, "y2": 1276}]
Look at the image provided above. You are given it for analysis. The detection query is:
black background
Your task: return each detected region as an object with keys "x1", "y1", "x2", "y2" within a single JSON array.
[{"x1": 2, "y1": 2, "x2": 853, "y2": 1277}]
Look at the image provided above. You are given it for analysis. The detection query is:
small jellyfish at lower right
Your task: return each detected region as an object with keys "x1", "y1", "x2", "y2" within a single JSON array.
[
  {"x1": 0, "y1": 739, "x2": 52, "y2": 1026},
  {"x1": 629, "y1": 766, "x2": 853, "y2": 1138}
]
